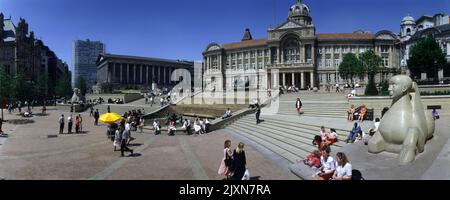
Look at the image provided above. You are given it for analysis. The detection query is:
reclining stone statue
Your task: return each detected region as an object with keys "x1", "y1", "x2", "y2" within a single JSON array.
[{"x1": 368, "y1": 75, "x2": 435, "y2": 165}]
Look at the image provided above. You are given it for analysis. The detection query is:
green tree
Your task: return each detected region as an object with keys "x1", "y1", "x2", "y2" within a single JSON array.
[
  {"x1": 360, "y1": 50, "x2": 382, "y2": 96},
  {"x1": 75, "y1": 75, "x2": 87, "y2": 96},
  {"x1": 35, "y1": 72, "x2": 49, "y2": 101},
  {"x1": 408, "y1": 35, "x2": 447, "y2": 83},
  {"x1": 339, "y1": 53, "x2": 361, "y2": 83},
  {"x1": 12, "y1": 70, "x2": 34, "y2": 101},
  {"x1": 55, "y1": 72, "x2": 72, "y2": 98},
  {"x1": 0, "y1": 65, "x2": 12, "y2": 103}
]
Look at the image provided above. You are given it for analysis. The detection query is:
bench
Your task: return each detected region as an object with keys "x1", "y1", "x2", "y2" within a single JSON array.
[{"x1": 427, "y1": 105, "x2": 442, "y2": 110}]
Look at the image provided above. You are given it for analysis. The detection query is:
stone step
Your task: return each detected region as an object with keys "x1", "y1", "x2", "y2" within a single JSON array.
[
  {"x1": 226, "y1": 126, "x2": 302, "y2": 163},
  {"x1": 276, "y1": 113, "x2": 347, "y2": 119},
  {"x1": 231, "y1": 121, "x2": 342, "y2": 151},
  {"x1": 246, "y1": 115, "x2": 352, "y2": 132},
  {"x1": 229, "y1": 123, "x2": 316, "y2": 155},
  {"x1": 237, "y1": 117, "x2": 348, "y2": 147}
]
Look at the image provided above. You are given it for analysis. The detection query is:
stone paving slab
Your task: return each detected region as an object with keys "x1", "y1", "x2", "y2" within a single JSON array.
[{"x1": 0, "y1": 106, "x2": 294, "y2": 180}]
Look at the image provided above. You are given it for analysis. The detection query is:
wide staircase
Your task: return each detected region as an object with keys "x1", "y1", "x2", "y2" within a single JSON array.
[
  {"x1": 278, "y1": 92, "x2": 349, "y2": 118},
  {"x1": 225, "y1": 115, "x2": 350, "y2": 164}
]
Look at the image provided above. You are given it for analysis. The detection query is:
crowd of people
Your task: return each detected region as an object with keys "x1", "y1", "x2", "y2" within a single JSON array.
[
  {"x1": 300, "y1": 134, "x2": 354, "y2": 180},
  {"x1": 58, "y1": 114, "x2": 84, "y2": 134}
]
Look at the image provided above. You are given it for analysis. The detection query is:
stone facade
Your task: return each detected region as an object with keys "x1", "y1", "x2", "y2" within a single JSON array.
[
  {"x1": 203, "y1": 0, "x2": 401, "y2": 91},
  {"x1": 96, "y1": 53, "x2": 194, "y2": 90},
  {"x1": 0, "y1": 13, "x2": 69, "y2": 94},
  {"x1": 400, "y1": 14, "x2": 450, "y2": 80}
]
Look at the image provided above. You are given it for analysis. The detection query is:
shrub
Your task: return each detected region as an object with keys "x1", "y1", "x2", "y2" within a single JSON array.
[{"x1": 365, "y1": 79, "x2": 379, "y2": 96}]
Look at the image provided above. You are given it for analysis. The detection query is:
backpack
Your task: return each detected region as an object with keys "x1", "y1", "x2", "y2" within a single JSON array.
[{"x1": 352, "y1": 169, "x2": 364, "y2": 180}]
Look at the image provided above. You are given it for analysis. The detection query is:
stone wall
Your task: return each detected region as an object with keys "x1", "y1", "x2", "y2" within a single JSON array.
[
  {"x1": 86, "y1": 93, "x2": 143, "y2": 104},
  {"x1": 349, "y1": 95, "x2": 450, "y2": 118}
]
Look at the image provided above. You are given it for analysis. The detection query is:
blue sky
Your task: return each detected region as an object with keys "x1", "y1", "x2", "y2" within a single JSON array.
[{"x1": 1, "y1": 0, "x2": 450, "y2": 72}]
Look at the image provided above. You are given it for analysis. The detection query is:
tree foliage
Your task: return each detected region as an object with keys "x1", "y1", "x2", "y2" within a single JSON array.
[
  {"x1": 75, "y1": 75, "x2": 87, "y2": 96},
  {"x1": 338, "y1": 53, "x2": 363, "y2": 82},
  {"x1": 360, "y1": 50, "x2": 382, "y2": 96},
  {"x1": 55, "y1": 71, "x2": 72, "y2": 97},
  {"x1": 0, "y1": 65, "x2": 11, "y2": 102},
  {"x1": 35, "y1": 72, "x2": 49, "y2": 101},
  {"x1": 408, "y1": 35, "x2": 447, "y2": 82}
]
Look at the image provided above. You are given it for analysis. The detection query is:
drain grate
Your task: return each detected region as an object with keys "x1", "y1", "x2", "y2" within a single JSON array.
[{"x1": 47, "y1": 135, "x2": 58, "y2": 138}]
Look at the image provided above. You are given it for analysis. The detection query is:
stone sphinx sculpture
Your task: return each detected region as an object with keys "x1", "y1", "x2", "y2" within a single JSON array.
[
  {"x1": 71, "y1": 88, "x2": 86, "y2": 104},
  {"x1": 368, "y1": 75, "x2": 435, "y2": 165}
]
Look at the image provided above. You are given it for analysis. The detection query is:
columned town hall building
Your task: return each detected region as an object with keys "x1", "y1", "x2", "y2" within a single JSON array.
[
  {"x1": 96, "y1": 53, "x2": 194, "y2": 90},
  {"x1": 203, "y1": 0, "x2": 401, "y2": 91}
]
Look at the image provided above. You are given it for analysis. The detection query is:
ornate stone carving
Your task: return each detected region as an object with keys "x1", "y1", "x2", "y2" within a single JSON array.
[
  {"x1": 278, "y1": 21, "x2": 301, "y2": 30},
  {"x1": 368, "y1": 75, "x2": 435, "y2": 165},
  {"x1": 207, "y1": 45, "x2": 221, "y2": 51}
]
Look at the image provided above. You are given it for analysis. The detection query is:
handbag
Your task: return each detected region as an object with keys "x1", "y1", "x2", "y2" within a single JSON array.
[
  {"x1": 224, "y1": 154, "x2": 233, "y2": 168},
  {"x1": 242, "y1": 169, "x2": 250, "y2": 180}
]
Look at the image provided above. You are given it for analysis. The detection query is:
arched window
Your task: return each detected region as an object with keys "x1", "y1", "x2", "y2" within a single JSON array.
[
  {"x1": 282, "y1": 37, "x2": 300, "y2": 63},
  {"x1": 406, "y1": 28, "x2": 411, "y2": 35}
]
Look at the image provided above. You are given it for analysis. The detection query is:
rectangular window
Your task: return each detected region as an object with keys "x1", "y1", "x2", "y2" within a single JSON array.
[
  {"x1": 334, "y1": 59, "x2": 340, "y2": 67},
  {"x1": 381, "y1": 46, "x2": 389, "y2": 53},
  {"x1": 318, "y1": 59, "x2": 322, "y2": 67},
  {"x1": 325, "y1": 59, "x2": 331, "y2": 67},
  {"x1": 325, "y1": 47, "x2": 331, "y2": 54},
  {"x1": 318, "y1": 48, "x2": 322, "y2": 54},
  {"x1": 334, "y1": 47, "x2": 340, "y2": 54}
]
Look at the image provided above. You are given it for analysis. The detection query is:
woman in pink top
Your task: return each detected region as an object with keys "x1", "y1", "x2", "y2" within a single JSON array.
[{"x1": 218, "y1": 140, "x2": 233, "y2": 179}]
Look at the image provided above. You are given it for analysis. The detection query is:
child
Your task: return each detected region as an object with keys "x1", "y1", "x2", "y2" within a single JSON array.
[
  {"x1": 302, "y1": 150, "x2": 321, "y2": 169},
  {"x1": 327, "y1": 129, "x2": 338, "y2": 145}
]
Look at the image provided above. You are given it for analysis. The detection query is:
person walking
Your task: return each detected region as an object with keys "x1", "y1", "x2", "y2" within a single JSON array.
[
  {"x1": 90, "y1": 106, "x2": 94, "y2": 117},
  {"x1": 0, "y1": 117, "x2": 3, "y2": 135},
  {"x1": 255, "y1": 104, "x2": 261, "y2": 124},
  {"x1": 78, "y1": 114, "x2": 83, "y2": 132},
  {"x1": 94, "y1": 109, "x2": 100, "y2": 126},
  {"x1": 295, "y1": 98, "x2": 302, "y2": 115},
  {"x1": 67, "y1": 115, "x2": 73, "y2": 134},
  {"x1": 335, "y1": 83, "x2": 341, "y2": 93},
  {"x1": 58, "y1": 114, "x2": 65, "y2": 134},
  {"x1": 218, "y1": 140, "x2": 233, "y2": 180},
  {"x1": 231, "y1": 142, "x2": 247, "y2": 180},
  {"x1": 120, "y1": 127, "x2": 133, "y2": 157},
  {"x1": 114, "y1": 125, "x2": 122, "y2": 151},
  {"x1": 107, "y1": 105, "x2": 111, "y2": 113},
  {"x1": 138, "y1": 117, "x2": 145, "y2": 133},
  {"x1": 75, "y1": 116, "x2": 80, "y2": 134}
]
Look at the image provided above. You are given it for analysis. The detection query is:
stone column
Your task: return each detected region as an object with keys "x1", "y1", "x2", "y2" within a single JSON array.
[
  {"x1": 280, "y1": 48, "x2": 284, "y2": 64},
  {"x1": 310, "y1": 72, "x2": 314, "y2": 88},
  {"x1": 292, "y1": 73, "x2": 295, "y2": 86},
  {"x1": 120, "y1": 63, "x2": 123, "y2": 84},
  {"x1": 276, "y1": 48, "x2": 280, "y2": 64},
  {"x1": 126, "y1": 64, "x2": 130, "y2": 84},
  {"x1": 282, "y1": 73, "x2": 286, "y2": 86},
  {"x1": 311, "y1": 44, "x2": 315, "y2": 64},
  {"x1": 145, "y1": 65, "x2": 149, "y2": 85},
  {"x1": 301, "y1": 72, "x2": 305, "y2": 89}
]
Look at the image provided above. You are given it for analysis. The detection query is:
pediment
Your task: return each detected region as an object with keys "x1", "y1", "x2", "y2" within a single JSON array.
[{"x1": 275, "y1": 20, "x2": 302, "y2": 30}]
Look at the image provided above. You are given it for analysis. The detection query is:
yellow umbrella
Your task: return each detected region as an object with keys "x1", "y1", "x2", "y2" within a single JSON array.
[{"x1": 99, "y1": 112, "x2": 122, "y2": 123}]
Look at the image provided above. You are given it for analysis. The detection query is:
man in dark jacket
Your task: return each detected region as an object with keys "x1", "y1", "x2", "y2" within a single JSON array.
[
  {"x1": 94, "y1": 109, "x2": 100, "y2": 126},
  {"x1": 295, "y1": 98, "x2": 302, "y2": 115}
]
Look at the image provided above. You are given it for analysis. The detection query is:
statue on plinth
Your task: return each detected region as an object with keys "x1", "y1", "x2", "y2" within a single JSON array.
[
  {"x1": 71, "y1": 88, "x2": 86, "y2": 104},
  {"x1": 368, "y1": 75, "x2": 435, "y2": 165}
]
